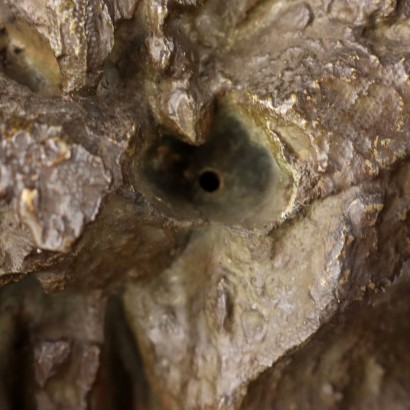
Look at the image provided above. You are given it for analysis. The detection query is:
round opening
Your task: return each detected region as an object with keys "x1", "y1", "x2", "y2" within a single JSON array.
[{"x1": 199, "y1": 170, "x2": 221, "y2": 193}]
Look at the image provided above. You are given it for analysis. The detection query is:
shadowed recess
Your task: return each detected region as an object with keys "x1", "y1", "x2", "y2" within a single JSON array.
[
  {"x1": 138, "y1": 113, "x2": 285, "y2": 226},
  {"x1": 199, "y1": 169, "x2": 222, "y2": 193}
]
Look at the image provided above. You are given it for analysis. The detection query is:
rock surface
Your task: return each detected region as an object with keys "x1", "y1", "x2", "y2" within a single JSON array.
[{"x1": 0, "y1": 0, "x2": 409, "y2": 409}]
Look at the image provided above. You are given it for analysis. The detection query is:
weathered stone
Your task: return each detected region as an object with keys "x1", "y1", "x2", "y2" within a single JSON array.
[{"x1": 0, "y1": 1, "x2": 409, "y2": 409}]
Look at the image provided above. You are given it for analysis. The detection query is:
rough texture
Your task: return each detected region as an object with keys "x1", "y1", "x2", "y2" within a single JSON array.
[{"x1": 0, "y1": 0, "x2": 409, "y2": 409}]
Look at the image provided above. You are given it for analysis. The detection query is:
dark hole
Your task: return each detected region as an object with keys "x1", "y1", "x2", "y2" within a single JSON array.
[{"x1": 199, "y1": 170, "x2": 221, "y2": 193}]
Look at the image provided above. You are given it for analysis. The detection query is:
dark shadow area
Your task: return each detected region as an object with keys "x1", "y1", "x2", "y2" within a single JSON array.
[
  {"x1": 0, "y1": 278, "x2": 39, "y2": 410},
  {"x1": 8, "y1": 322, "x2": 35, "y2": 410},
  {"x1": 199, "y1": 169, "x2": 221, "y2": 193},
  {"x1": 92, "y1": 296, "x2": 153, "y2": 410},
  {"x1": 0, "y1": 278, "x2": 158, "y2": 410},
  {"x1": 140, "y1": 113, "x2": 276, "y2": 224}
]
